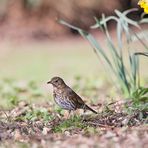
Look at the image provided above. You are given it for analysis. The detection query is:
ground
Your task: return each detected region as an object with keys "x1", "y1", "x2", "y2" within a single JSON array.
[{"x1": 0, "y1": 37, "x2": 147, "y2": 147}]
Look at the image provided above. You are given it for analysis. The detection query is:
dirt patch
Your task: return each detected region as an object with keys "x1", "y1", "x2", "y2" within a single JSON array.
[{"x1": 0, "y1": 101, "x2": 147, "y2": 147}]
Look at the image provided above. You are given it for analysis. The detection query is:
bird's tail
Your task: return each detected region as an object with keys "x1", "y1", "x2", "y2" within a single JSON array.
[{"x1": 85, "y1": 105, "x2": 98, "y2": 114}]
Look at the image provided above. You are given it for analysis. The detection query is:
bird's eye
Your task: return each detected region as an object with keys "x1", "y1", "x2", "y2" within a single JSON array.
[{"x1": 55, "y1": 80, "x2": 58, "y2": 83}]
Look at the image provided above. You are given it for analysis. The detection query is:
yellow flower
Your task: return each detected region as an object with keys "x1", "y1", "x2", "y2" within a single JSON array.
[
  {"x1": 144, "y1": 6, "x2": 148, "y2": 13},
  {"x1": 138, "y1": 0, "x2": 148, "y2": 13}
]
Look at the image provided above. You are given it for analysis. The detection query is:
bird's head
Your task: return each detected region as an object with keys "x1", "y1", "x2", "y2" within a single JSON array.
[{"x1": 47, "y1": 77, "x2": 66, "y2": 88}]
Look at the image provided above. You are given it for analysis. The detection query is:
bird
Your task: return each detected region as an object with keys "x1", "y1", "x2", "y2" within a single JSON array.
[{"x1": 47, "y1": 76, "x2": 97, "y2": 117}]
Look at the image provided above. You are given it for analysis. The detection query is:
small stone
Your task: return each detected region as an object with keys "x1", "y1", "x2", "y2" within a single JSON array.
[
  {"x1": 64, "y1": 130, "x2": 70, "y2": 136},
  {"x1": 42, "y1": 127, "x2": 50, "y2": 135}
]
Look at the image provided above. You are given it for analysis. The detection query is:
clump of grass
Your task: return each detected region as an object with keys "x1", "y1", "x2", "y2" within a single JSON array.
[
  {"x1": 132, "y1": 87, "x2": 148, "y2": 104},
  {"x1": 126, "y1": 87, "x2": 148, "y2": 115},
  {"x1": 84, "y1": 126, "x2": 98, "y2": 135},
  {"x1": 53, "y1": 115, "x2": 86, "y2": 133},
  {"x1": 0, "y1": 79, "x2": 45, "y2": 108},
  {"x1": 0, "y1": 79, "x2": 20, "y2": 107},
  {"x1": 59, "y1": 9, "x2": 148, "y2": 101},
  {"x1": 23, "y1": 108, "x2": 54, "y2": 122},
  {"x1": 13, "y1": 106, "x2": 54, "y2": 123}
]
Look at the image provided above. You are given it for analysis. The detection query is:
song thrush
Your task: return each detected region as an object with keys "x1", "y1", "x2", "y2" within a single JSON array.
[{"x1": 47, "y1": 77, "x2": 97, "y2": 115}]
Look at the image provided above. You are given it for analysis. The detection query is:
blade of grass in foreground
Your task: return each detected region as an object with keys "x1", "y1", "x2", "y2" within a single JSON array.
[{"x1": 135, "y1": 52, "x2": 148, "y2": 57}]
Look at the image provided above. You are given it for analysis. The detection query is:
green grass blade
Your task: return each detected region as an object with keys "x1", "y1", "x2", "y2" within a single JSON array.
[
  {"x1": 115, "y1": 9, "x2": 140, "y2": 29},
  {"x1": 91, "y1": 16, "x2": 118, "y2": 29},
  {"x1": 135, "y1": 52, "x2": 148, "y2": 57},
  {"x1": 123, "y1": 8, "x2": 139, "y2": 15}
]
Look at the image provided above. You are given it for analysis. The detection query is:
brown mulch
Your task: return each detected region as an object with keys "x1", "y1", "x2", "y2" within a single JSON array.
[{"x1": 0, "y1": 101, "x2": 147, "y2": 147}]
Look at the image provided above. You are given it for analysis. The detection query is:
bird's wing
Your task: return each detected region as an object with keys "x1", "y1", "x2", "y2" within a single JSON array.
[
  {"x1": 65, "y1": 87, "x2": 98, "y2": 114},
  {"x1": 66, "y1": 87, "x2": 85, "y2": 107}
]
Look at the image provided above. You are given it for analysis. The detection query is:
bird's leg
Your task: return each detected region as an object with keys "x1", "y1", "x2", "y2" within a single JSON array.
[
  {"x1": 67, "y1": 110, "x2": 71, "y2": 119},
  {"x1": 82, "y1": 105, "x2": 86, "y2": 120},
  {"x1": 68, "y1": 110, "x2": 75, "y2": 122}
]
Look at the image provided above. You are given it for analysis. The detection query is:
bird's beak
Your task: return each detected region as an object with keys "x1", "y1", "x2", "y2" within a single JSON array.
[{"x1": 47, "y1": 80, "x2": 52, "y2": 84}]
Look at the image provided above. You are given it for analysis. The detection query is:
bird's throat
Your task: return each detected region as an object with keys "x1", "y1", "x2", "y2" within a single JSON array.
[{"x1": 53, "y1": 85, "x2": 66, "y2": 93}]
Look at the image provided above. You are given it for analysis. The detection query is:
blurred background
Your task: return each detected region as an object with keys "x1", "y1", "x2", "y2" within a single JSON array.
[
  {"x1": 0, "y1": 0, "x2": 141, "y2": 39},
  {"x1": 0, "y1": 0, "x2": 146, "y2": 82}
]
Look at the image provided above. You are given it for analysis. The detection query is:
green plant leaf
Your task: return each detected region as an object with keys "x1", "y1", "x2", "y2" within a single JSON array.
[{"x1": 135, "y1": 52, "x2": 148, "y2": 57}]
